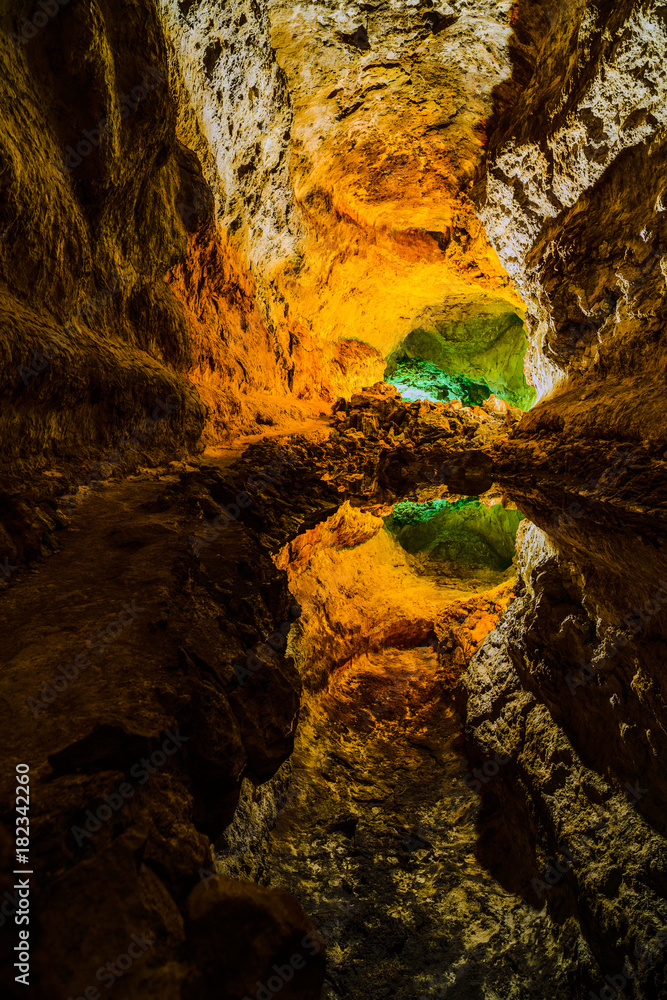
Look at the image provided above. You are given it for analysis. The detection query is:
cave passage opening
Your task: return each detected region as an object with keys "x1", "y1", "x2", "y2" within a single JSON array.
[
  {"x1": 385, "y1": 357, "x2": 494, "y2": 407},
  {"x1": 384, "y1": 300, "x2": 537, "y2": 411}
]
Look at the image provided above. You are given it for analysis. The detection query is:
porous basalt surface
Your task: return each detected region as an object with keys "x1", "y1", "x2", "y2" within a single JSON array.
[
  {"x1": 218, "y1": 647, "x2": 587, "y2": 1000},
  {"x1": 458, "y1": 521, "x2": 667, "y2": 999},
  {"x1": 448, "y1": 4, "x2": 667, "y2": 991},
  {"x1": 319, "y1": 382, "x2": 523, "y2": 505},
  {"x1": 266, "y1": 0, "x2": 526, "y2": 356}
]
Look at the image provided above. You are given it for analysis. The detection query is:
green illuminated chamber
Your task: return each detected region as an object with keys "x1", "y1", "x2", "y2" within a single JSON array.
[{"x1": 385, "y1": 302, "x2": 537, "y2": 411}]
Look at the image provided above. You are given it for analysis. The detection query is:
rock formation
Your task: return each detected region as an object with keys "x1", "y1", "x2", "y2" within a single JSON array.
[{"x1": 1, "y1": 1, "x2": 667, "y2": 999}]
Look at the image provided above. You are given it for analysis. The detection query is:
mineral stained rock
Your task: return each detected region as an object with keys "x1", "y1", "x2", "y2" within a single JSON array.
[{"x1": 455, "y1": 2, "x2": 667, "y2": 993}]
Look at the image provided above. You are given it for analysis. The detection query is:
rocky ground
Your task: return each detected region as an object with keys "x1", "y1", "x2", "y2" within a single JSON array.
[
  {"x1": 4, "y1": 377, "x2": 667, "y2": 997},
  {"x1": 0, "y1": 437, "x2": 341, "y2": 998},
  {"x1": 0, "y1": 394, "x2": 526, "y2": 997},
  {"x1": 218, "y1": 645, "x2": 591, "y2": 1000}
]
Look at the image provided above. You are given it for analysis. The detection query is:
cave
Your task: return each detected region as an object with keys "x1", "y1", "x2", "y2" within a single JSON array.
[{"x1": 1, "y1": 2, "x2": 667, "y2": 1000}]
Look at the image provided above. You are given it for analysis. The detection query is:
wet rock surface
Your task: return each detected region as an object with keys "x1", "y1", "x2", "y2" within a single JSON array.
[
  {"x1": 0, "y1": 449, "x2": 339, "y2": 998},
  {"x1": 218, "y1": 645, "x2": 585, "y2": 1000},
  {"x1": 274, "y1": 499, "x2": 512, "y2": 692}
]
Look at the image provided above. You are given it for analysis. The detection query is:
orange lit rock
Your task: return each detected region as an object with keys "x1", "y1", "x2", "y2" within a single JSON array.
[
  {"x1": 434, "y1": 579, "x2": 514, "y2": 688},
  {"x1": 267, "y1": 0, "x2": 525, "y2": 356},
  {"x1": 278, "y1": 501, "x2": 517, "y2": 691},
  {"x1": 158, "y1": 0, "x2": 532, "y2": 433}
]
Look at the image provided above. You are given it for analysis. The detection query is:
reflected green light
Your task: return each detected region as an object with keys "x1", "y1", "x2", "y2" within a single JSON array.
[{"x1": 387, "y1": 498, "x2": 525, "y2": 575}]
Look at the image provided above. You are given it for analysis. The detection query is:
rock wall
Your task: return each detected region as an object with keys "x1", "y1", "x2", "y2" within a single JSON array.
[
  {"x1": 456, "y1": 2, "x2": 667, "y2": 993},
  {"x1": 0, "y1": 445, "x2": 344, "y2": 998},
  {"x1": 0, "y1": 0, "x2": 209, "y2": 480},
  {"x1": 0, "y1": 0, "x2": 219, "y2": 571},
  {"x1": 458, "y1": 519, "x2": 667, "y2": 997},
  {"x1": 157, "y1": 0, "x2": 302, "y2": 270},
  {"x1": 266, "y1": 0, "x2": 526, "y2": 358},
  {"x1": 158, "y1": 0, "x2": 542, "y2": 412},
  {"x1": 155, "y1": 0, "x2": 389, "y2": 434},
  {"x1": 477, "y1": 0, "x2": 667, "y2": 406},
  {"x1": 0, "y1": 2, "x2": 341, "y2": 993}
]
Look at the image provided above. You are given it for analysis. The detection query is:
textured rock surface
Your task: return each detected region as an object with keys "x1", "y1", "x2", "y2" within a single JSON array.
[
  {"x1": 156, "y1": 0, "x2": 386, "y2": 438},
  {"x1": 266, "y1": 0, "x2": 525, "y2": 356},
  {"x1": 3, "y1": 0, "x2": 667, "y2": 998},
  {"x1": 218, "y1": 645, "x2": 587, "y2": 1000},
  {"x1": 477, "y1": 0, "x2": 667, "y2": 403},
  {"x1": 157, "y1": 0, "x2": 302, "y2": 270},
  {"x1": 327, "y1": 382, "x2": 522, "y2": 501},
  {"x1": 458, "y1": 521, "x2": 667, "y2": 998},
  {"x1": 157, "y1": 0, "x2": 537, "y2": 418},
  {"x1": 157, "y1": 0, "x2": 392, "y2": 434},
  {"x1": 0, "y1": 0, "x2": 209, "y2": 485},
  {"x1": 447, "y1": 6, "x2": 667, "y2": 992},
  {"x1": 0, "y1": 442, "x2": 343, "y2": 998}
]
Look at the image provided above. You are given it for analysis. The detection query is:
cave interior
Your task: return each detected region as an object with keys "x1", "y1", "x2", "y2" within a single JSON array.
[{"x1": 1, "y1": 2, "x2": 667, "y2": 999}]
